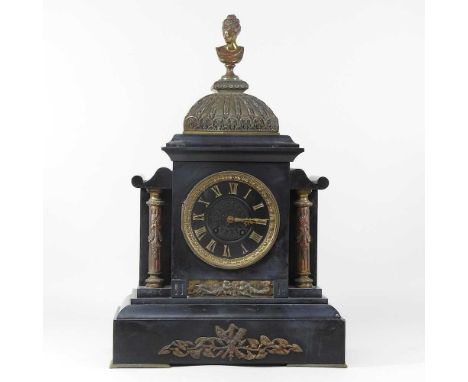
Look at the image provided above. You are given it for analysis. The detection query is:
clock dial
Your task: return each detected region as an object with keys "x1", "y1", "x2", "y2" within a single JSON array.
[{"x1": 181, "y1": 171, "x2": 280, "y2": 269}]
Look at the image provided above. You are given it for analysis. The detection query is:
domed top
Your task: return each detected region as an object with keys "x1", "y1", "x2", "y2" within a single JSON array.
[
  {"x1": 183, "y1": 15, "x2": 279, "y2": 136},
  {"x1": 184, "y1": 93, "x2": 279, "y2": 135}
]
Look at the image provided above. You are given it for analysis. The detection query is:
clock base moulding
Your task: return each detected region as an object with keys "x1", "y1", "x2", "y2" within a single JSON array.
[{"x1": 112, "y1": 301, "x2": 345, "y2": 366}]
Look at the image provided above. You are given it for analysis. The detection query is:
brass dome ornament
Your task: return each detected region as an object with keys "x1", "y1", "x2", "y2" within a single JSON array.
[{"x1": 183, "y1": 15, "x2": 279, "y2": 135}]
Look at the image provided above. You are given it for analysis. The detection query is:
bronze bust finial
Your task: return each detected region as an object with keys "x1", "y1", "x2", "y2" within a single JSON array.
[{"x1": 216, "y1": 15, "x2": 244, "y2": 79}]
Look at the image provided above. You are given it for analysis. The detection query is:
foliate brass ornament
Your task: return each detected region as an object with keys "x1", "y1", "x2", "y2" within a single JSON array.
[
  {"x1": 188, "y1": 280, "x2": 273, "y2": 297},
  {"x1": 158, "y1": 323, "x2": 303, "y2": 361},
  {"x1": 183, "y1": 93, "x2": 279, "y2": 135},
  {"x1": 182, "y1": 14, "x2": 279, "y2": 136},
  {"x1": 181, "y1": 171, "x2": 280, "y2": 269},
  {"x1": 294, "y1": 190, "x2": 313, "y2": 288},
  {"x1": 145, "y1": 189, "x2": 164, "y2": 288}
]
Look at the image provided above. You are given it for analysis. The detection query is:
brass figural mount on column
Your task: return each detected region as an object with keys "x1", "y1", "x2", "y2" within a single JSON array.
[
  {"x1": 113, "y1": 14, "x2": 345, "y2": 367},
  {"x1": 144, "y1": 189, "x2": 164, "y2": 288},
  {"x1": 294, "y1": 190, "x2": 313, "y2": 288}
]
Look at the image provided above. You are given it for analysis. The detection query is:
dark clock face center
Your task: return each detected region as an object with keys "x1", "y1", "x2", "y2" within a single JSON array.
[
  {"x1": 187, "y1": 177, "x2": 273, "y2": 261},
  {"x1": 206, "y1": 195, "x2": 251, "y2": 242},
  {"x1": 181, "y1": 171, "x2": 280, "y2": 269}
]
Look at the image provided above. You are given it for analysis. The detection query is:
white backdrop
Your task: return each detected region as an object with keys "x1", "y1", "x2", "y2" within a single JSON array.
[{"x1": 44, "y1": 1, "x2": 424, "y2": 381}]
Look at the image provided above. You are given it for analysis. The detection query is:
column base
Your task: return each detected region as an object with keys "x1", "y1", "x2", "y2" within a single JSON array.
[
  {"x1": 294, "y1": 275, "x2": 313, "y2": 288},
  {"x1": 144, "y1": 274, "x2": 164, "y2": 288}
]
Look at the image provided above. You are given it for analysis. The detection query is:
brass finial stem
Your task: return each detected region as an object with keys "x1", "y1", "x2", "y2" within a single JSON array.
[
  {"x1": 294, "y1": 190, "x2": 314, "y2": 288},
  {"x1": 145, "y1": 189, "x2": 164, "y2": 288}
]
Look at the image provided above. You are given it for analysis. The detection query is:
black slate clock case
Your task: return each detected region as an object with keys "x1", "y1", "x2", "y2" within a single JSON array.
[
  {"x1": 112, "y1": 15, "x2": 345, "y2": 367},
  {"x1": 170, "y1": 159, "x2": 290, "y2": 283}
]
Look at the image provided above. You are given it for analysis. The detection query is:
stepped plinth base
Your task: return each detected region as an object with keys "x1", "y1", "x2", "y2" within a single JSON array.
[{"x1": 112, "y1": 297, "x2": 345, "y2": 366}]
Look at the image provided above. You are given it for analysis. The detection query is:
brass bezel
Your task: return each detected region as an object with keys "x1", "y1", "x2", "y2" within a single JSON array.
[{"x1": 181, "y1": 171, "x2": 280, "y2": 269}]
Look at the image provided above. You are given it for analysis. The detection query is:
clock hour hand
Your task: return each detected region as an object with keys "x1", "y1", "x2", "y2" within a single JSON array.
[{"x1": 226, "y1": 216, "x2": 269, "y2": 225}]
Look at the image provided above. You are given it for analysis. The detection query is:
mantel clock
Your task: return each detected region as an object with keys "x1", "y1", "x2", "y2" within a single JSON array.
[{"x1": 112, "y1": 15, "x2": 346, "y2": 367}]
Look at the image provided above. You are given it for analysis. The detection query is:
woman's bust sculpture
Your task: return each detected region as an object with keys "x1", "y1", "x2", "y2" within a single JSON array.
[{"x1": 216, "y1": 15, "x2": 244, "y2": 79}]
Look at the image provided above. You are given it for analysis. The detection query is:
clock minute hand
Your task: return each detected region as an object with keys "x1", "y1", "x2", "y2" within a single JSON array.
[{"x1": 226, "y1": 216, "x2": 269, "y2": 225}]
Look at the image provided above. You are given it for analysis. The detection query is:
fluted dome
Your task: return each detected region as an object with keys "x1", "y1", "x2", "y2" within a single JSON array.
[{"x1": 184, "y1": 91, "x2": 279, "y2": 135}]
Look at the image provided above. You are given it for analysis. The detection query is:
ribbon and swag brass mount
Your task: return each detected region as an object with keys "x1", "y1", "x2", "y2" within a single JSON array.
[{"x1": 158, "y1": 323, "x2": 303, "y2": 361}]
